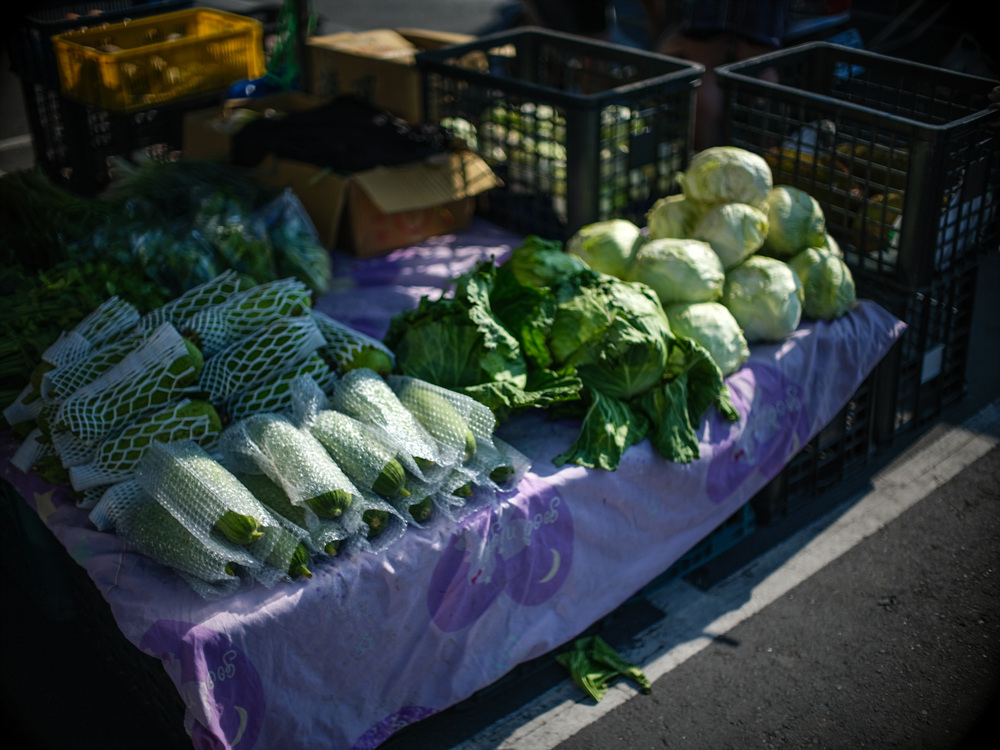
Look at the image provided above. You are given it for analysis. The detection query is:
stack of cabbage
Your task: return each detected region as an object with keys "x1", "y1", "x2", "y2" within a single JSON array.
[
  {"x1": 5, "y1": 271, "x2": 525, "y2": 598},
  {"x1": 567, "y1": 146, "x2": 857, "y2": 378}
]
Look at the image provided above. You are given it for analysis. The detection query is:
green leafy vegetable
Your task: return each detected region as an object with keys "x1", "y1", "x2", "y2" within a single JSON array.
[
  {"x1": 761, "y1": 185, "x2": 827, "y2": 259},
  {"x1": 564, "y1": 219, "x2": 642, "y2": 279},
  {"x1": 555, "y1": 635, "x2": 651, "y2": 703},
  {"x1": 386, "y1": 236, "x2": 739, "y2": 470},
  {"x1": 787, "y1": 246, "x2": 857, "y2": 320},
  {"x1": 722, "y1": 256, "x2": 804, "y2": 343},
  {"x1": 676, "y1": 146, "x2": 773, "y2": 209}
]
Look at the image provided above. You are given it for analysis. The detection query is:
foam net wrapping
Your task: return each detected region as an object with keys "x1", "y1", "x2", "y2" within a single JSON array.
[
  {"x1": 223, "y1": 354, "x2": 338, "y2": 423},
  {"x1": 137, "y1": 269, "x2": 245, "y2": 332},
  {"x1": 42, "y1": 295, "x2": 141, "y2": 367},
  {"x1": 40, "y1": 328, "x2": 154, "y2": 405},
  {"x1": 309, "y1": 309, "x2": 395, "y2": 373},
  {"x1": 220, "y1": 412, "x2": 363, "y2": 524},
  {"x1": 68, "y1": 397, "x2": 223, "y2": 491},
  {"x1": 53, "y1": 322, "x2": 199, "y2": 442},
  {"x1": 331, "y1": 368, "x2": 442, "y2": 475},
  {"x1": 198, "y1": 315, "x2": 326, "y2": 403},
  {"x1": 2, "y1": 295, "x2": 143, "y2": 427},
  {"x1": 179, "y1": 277, "x2": 314, "y2": 358}
]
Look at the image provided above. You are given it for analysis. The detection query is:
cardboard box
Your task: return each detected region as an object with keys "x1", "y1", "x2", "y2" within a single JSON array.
[
  {"x1": 182, "y1": 93, "x2": 499, "y2": 257},
  {"x1": 306, "y1": 28, "x2": 474, "y2": 124}
]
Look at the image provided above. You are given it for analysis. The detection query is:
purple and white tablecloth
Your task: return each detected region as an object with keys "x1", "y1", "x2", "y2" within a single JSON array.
[{"x1": 1, "y1": 218, "x2": 906, "y2": 749}]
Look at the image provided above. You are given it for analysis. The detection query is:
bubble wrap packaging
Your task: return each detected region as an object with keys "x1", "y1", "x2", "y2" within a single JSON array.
[
  {"x1": 230, "y1": 468, "x2": 349, "y2": 569},
  {"x1": 198, "y1": 315, "x2": 325, "y2": 403},
  {"x1": 331, "y1": 368, "x2": 441, "y2": 474},
  {"x1": 220, "y1": 412, "x2": 362, "y2": 523},
  {"x1": 389, "y1": 375, "x2": 498, "y2": 467},
  {"x1": 114, "y1": 492, "x2": 245, "y2": 599},
  {"x1": 134, "y1": 440, "x2": 267, "y2": 570},
  {"x1": 354, "y1": 489, "x2": 407, "y2": 554},
  {"x1": 54, "y1": 322, "x2": 200, "y2": 441},
  {"x1": 306, "y1": 409, "x2": 415, "y2": 503},
  {"x1": 69, "y1": 397, "x2": 223, "y2": 491}
]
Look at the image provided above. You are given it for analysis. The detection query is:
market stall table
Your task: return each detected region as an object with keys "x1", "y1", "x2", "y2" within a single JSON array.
[{"x1": 1, "y1": 218, "x2": 906, "y2": 750}]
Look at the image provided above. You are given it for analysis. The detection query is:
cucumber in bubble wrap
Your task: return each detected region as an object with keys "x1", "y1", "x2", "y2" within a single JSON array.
[
  {"x1": 331, "y1": 368, "x2": 441, "y2": 472},
  {"x1": 135, "y1": 439, "x2": 266, "y2": 547},
  {"x1": 223, "y1": 412, "x2": 358, "y2": 520}
]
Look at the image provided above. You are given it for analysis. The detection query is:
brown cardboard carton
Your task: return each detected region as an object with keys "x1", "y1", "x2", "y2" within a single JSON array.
[
  {"x1": 182, "y1": 93, "x2": 499, "y2": 256},
  {"x1": 306, "y1": 28, "x2": 474, "y2": 124}
]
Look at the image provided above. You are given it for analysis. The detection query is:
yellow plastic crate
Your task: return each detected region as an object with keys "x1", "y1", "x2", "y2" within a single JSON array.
[{"x1": 52, "y1": 8, "x2": 264, "y2": 112}]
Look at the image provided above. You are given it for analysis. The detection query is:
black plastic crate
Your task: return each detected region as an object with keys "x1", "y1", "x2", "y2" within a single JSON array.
[
  {"x1": 628, "y1": 502, "x2": 757, "y2": 600},
  {"x1": 751, "y1": 373, "x2": 875, "y2": 525},
  {"x1": 10, "y1": 1, "x2": 193, "y2": 89},
  {"x1": 716, "y1": 42, "x2": 999, "y2": 290},
  {"x1": 864, "y1": 258, "x2": 980, "y2": 447},
  {"x1": 21, "y1": 78, "x2": 224, "y2": 194},
  {"x1": 417, "y1": 27, "x2": 702, "y2": 241}
]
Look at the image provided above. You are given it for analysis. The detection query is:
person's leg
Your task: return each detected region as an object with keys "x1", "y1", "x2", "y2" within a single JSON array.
[{"x1": 657, "y1": 30, "x2": 733, "y2": 151}]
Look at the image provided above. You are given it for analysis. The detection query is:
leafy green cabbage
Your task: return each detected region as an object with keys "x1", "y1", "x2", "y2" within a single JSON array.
[
  {"x1": 722, "y1": 256, "x2": 804, "y2": 343},
  {"x1": 677, "y1": 146, "x2": 773, "y2": 209},
  {"x1": 626, "y1": 238, "x2": 725, "y2": 306},
  {"x1": 564, "y1": 219, "x2": 642, "y2": 279},
  {"x1": 692, "y1": 202, "x2": 769, "y2": 270},
  {"x1": 787, "y1": 246, "x2": 857, "y2": 320},
  {"x1": 384, "y1": 236, "x2": 739, "y2": 470},
  {"x1": 762, "y1": 185, "x2": 827, "y2": 258}
]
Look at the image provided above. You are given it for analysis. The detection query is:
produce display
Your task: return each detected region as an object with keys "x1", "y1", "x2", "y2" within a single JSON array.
[
  {"x1": 382, "y1": 147, "x2": 857, "y2": 474},
  {"x1": 5, "y1": 272, "x2": 527, "y2": 598},
  {"x1": 0, "y1": 144, "x2": 857, "y2": 599},
  {"x1": 0, "y1": 161, "x2": 333, "y2": 410},
  {"x1": 612, "y1": 145, "x2": 855, "y2": 363}
]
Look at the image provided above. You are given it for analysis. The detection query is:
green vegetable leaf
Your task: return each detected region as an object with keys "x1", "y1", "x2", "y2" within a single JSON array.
[
  {"x1": 553, "y1": 390, "x2": 648, "y2": 470},
  {"x1": 555, "y1": 635, "x2": 651, "y2": 702}
]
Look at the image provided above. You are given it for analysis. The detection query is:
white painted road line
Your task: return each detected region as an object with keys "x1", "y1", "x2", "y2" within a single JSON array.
[
  {"x1": 456, "y1": 400, "x2": 1000, "y2": 750},
  {"x1": 0, "y1": 134, "x2": 32, "y2": 152}
]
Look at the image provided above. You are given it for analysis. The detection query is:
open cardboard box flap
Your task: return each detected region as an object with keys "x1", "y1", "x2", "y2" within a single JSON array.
[{"x1": 352, "y1": 151, "x2": 500, "y2": 215}]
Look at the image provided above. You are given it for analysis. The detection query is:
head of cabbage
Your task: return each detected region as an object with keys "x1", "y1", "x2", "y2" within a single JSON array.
[
  {"x1": 677, "y1": 146, "x2": 773, "y2": 209},
  {"x1": 692, "y1": 202, "x2": 769, "y2": 270},
  {"x1": 722, "y1": 255, "x2": 804, "y2": 343},
  {"x1": 645, "y1": 193, "x2": 705, "y2": 240},
  {"x1": 665, "y1": 301, "x2": 750, "y2": 377},
  {"x1": 564, "y1": 219, "x2": 642, "y2": 279},
  {"x1": 548, "y1": 274, "x2": 675, "y2": 400},
  {"x1": 787, "y1": 246, "x2": 857, "y2": 320},
  {"x1": 762, "y1": 185, "x2": 827, "y2": 258},
  {"x1": 626, "y1": 237, "x2": 725, "y2": 306}
]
